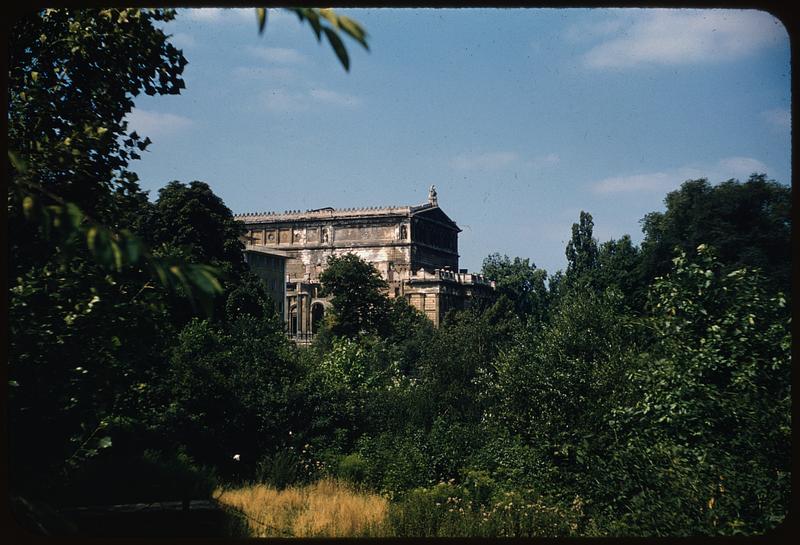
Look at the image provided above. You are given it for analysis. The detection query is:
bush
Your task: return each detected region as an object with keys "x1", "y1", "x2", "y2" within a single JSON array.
[
  {"x1": 335, "y1": 453, "x2": 368, "y2": 485},
  {"x1": 64, "y1": 447, "x2": 217, "y2": 506},
  {"x1": 255, "y1": 450, "x2": 299, "y2": 490},
  {"x1": 388, "y1": 481, "x2": 581, "y2": 537},
  {"x1": 356, "y1": 430, "x2": 431, "y2": 494}
]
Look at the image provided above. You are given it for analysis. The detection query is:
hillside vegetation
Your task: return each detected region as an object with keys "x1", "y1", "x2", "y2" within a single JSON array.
[{"x1": 8, "y1": 8, "x2": 790, "y2": 538}]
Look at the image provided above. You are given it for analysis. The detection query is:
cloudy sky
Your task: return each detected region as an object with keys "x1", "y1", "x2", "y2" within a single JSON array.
[{"x1": 127, "y1": 8, "x2": 791, "y2": 275}]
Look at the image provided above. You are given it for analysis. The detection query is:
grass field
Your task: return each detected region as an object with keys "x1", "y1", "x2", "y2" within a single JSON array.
[{"x1": 214, "y1": 478, "x2": 389, "y2": 537}]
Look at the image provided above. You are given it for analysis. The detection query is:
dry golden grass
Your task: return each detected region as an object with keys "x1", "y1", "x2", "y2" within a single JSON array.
[{"x1": 215, "y1": 478, "x2": 389, "y2": 537}]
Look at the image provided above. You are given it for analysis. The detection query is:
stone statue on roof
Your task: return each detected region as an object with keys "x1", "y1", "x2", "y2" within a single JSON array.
[{"x1": 428, "y1": 184, "x2": 438, "y2": 206}]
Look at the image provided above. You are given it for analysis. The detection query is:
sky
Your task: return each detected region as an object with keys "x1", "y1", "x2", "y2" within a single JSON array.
[{"x1": 126, "y1": 7, "x2": 791, "y2": 276}]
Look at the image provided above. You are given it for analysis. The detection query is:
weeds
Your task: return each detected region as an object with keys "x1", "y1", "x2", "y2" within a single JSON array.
[{"x1": 214, "y1": 477, "x2": 389, "y2": 537}]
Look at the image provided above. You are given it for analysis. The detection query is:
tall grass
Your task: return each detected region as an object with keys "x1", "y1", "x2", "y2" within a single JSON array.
[{"x1": 214, "y1": 478, "x2": 389, "y2": 537}]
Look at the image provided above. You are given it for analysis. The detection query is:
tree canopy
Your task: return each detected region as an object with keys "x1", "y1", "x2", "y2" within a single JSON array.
[
  {"x1": 319, "y1": 254, "x2": 390, "y2": 338},
  {"x1": 639, "y1": 175, "x2": 790, "y2": 296},
  {"x1": 481, "y1": 253, "x2": 550, "y2": 323},
  {"x1": 564, "y1": 211, "x2": 599, "y2": 288},
  {"x1": 141, "y1": 180, "x2": 247, "y2": 277}
]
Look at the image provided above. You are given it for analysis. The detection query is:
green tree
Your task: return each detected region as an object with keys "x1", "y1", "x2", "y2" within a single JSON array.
[
  {"x1": 225, "y1": 271, "x2": 278, "y2": 322},
  {"x1": 481, "y1": 253, "x2": 550, "y2": 323},
  {"x1": 319, "y1": 254, "x2": 391, "y2": 338},
  {"x1": 141, "y1": 180, "x2": 247, "y2": 276},
  {"x1": 8, "y1": 8, "x2": 185, "y2": 225},
  {"x1": 596, "y1": 235, "x2": 646, "y2": 310},
  {"x1": 417, "y1": 305, "x2": 518, "y2": 426},
  {"x1": 384, "y1": 296, "x2": 435, "y2": 373},
  {"x1": 564, "y1": 211, "x2": 599, "y2": 289},
  {"x1": 7, "y1": 7, "x2": 221, "y2": 309},
  {"x1": 639, "y1": 175, "x2": 790, "y2": 297},
  {"x1": 157, "y1": 311, "x2": 296, "y2": 473},
  {"x1": 6, "y1": 8, "x2": 213, "y2": 501},
  {"x1": 8, "y1": 257, "x2": 177, "y2": 500},
  {"x1": 6, "y1": 6, "x2": 370, "y2": 512},
  {"x1": 605, "y1": 246, "x2": 791, "y2": 535}
]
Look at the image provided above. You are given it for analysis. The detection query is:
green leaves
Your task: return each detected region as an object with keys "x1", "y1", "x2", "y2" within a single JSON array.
[
  {"x1": 282, "y1": 8, "x2": 369, "y2": 72},
  {"x1": 255, "y1": 7, "x2": 370, "y2": 71},
  {"x1": 256, "y1": 7, "x2": 267, "y2": 34},
  {"x1": 9, "y1": 8, "x2": 188, "y2": 224},
  {"x1": 13, "y1": 189, "x2": 224, "y2": 315},
  {"x1": 323, "y1": 27, "x2": 350, "y2": 72},
  {"x1": 320, "y1": 254, "x2": 390, "y2": 338}
]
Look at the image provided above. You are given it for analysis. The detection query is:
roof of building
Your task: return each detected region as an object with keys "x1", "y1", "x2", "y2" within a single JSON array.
[
  {"x1": 236, "y1": 204, "x2": 461, "y2": 233},
  {"x1": 235, "y1": 202, "x2": 438, "y2": 222}
]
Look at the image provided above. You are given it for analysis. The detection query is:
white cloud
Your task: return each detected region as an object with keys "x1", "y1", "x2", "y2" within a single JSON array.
[
  {"x1": 261, "y1": 89, "x2": 309, "y2": 113},
  {"x1": 593, "y1": 172, "x2": 674, "y2": 194},
  {"x1": 717, "y1": 156, "x2": 769, "y2": 178},
  {"x1": 451, "y1": 151, "x2": 518, "y2": 170},
  {"x1": 592, "y1": 156, "x2": 771, "y2": 194},
  {"x1": 184, "y1": 8, "x2": 254, "y2": 23},
  {"x1": 247, "y1": 46, "x2": 306, "y2": 64},
  {"x1": 761, "y1": 108, "x2": 790, "y2": 130},
  {"x1": 125, "y1": 109, "x2": 193, "y2": 139},
  {"x1": 309, "y1": 88, "x2": 361, "y2": 108},
  {"x1": 260, "y1": 87, "x2": 361, "y2": 113},
  {"x1": 583, "y1": 9, "x2": 786, "y2": 69}
]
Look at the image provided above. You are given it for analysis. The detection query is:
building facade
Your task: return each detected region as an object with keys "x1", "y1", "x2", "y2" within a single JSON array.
[
  {"x1": 236, "y1": 187, "x2": 495, "y2": 336},
  {"x1": 243, "y1": 246, "x2": 289, "y2": 320}
]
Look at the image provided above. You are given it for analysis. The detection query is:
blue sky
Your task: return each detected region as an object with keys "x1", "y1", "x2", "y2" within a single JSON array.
[{"x1": 126, "y1": 8, "x2": 791, "y2": 275}]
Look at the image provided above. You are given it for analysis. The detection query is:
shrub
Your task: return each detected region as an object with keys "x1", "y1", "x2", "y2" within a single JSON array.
[
  {"x1": 65, "y1": 447, "x2": 217, "y2": 506},
  {"x1": 255, "y1": 450, "x2": 298, "y2": 490},
  {"x1": 387, "y1": 481, "x2": 580, "y2": 537},
  {"x1": 336, "y1": 453, "x2": 368, "y2": 485},
  {"x1": 356, "y1": 430, "x2": 431, "y2": 494}
]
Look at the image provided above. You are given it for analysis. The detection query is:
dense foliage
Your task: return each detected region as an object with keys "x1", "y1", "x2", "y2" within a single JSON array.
[{"x1": 8, "y1": 8, "x2": 790, "y2": 539}]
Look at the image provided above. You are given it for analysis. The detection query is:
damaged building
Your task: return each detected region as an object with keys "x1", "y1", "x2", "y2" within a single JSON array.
[{"x1": 236, "y1": 187, "x2": 495, "y2": 338}]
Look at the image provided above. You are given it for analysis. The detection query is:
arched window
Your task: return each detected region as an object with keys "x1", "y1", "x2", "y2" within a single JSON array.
[
  {"x1": 311, "y1": 303, "x2": 325, "y2": 334},
  {"x1": 289, "y1": 305, "x2": 298, "y2": 335}
]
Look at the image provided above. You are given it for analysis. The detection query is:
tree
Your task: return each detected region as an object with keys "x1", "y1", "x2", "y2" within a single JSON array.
[
  {"x1": 481, "y1": 287, "x2": 640, "y2": 499},
  {"x1": 481, "y1": 253, "x2": 550, "y2": 323},
  {"x1": 596, "y1": 235, "x2": 646, "y2": 311},
  {"x1": 384, "y1": 297, "x2": 435, "y2": 373},
  {"x1": 8, "y1": 8, "x2": 185, "y2": 224},
  {"x1": 225, "y1": 271, "x2": 278, "y2": 323},
  {"x1": 639, "y1": 175, "x2": 790, "y2": 297},
  {"x1": 605, "y1": 246, "x2": 791, "y2": 535},
  {"x1": 8, "y1": 8, "x2": 222, "y2": 310},
  {"x1": 319, "y1": 254, "x2": 391, "y2": 338},
  {"x1": 141, "y1": 180, "x2": 247, "y2": 277},
  {"x1": 155, "y1": 312, "x2": 297, "y2": 473},
  {"x1": 6, "y1": 8, "x2": 209, "y2": 502},
  {"x1": 6, "y1": 5, "x2": 371, "y2": 514},
  {"x1": 564, "y1": 211, "x2": 599, "y2": 288}
]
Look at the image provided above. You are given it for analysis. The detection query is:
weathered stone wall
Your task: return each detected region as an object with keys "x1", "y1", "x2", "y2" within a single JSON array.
[
  {"x1": 237, "y1": 202, "x2": 492, "y2": 331},
  {"x1": 240, "y1": 214, "x2": 414, "y2": 284}
]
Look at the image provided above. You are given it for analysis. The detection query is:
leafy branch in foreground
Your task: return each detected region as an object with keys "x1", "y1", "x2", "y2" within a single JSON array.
[
  {"x1": 256, "y1": 7, "x2": 369, "y2": 71},
  {"x1": 10, "y1": 170, "x2": 224, "y2": 315}
]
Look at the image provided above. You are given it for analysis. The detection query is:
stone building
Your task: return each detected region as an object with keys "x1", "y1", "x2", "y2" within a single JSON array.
[
  {"x1": 236, "y1": 187, "x2": 495, "y2": 337},
  {"x1": 242, "y1": 246, "x2": 289, "y2": 319}
]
